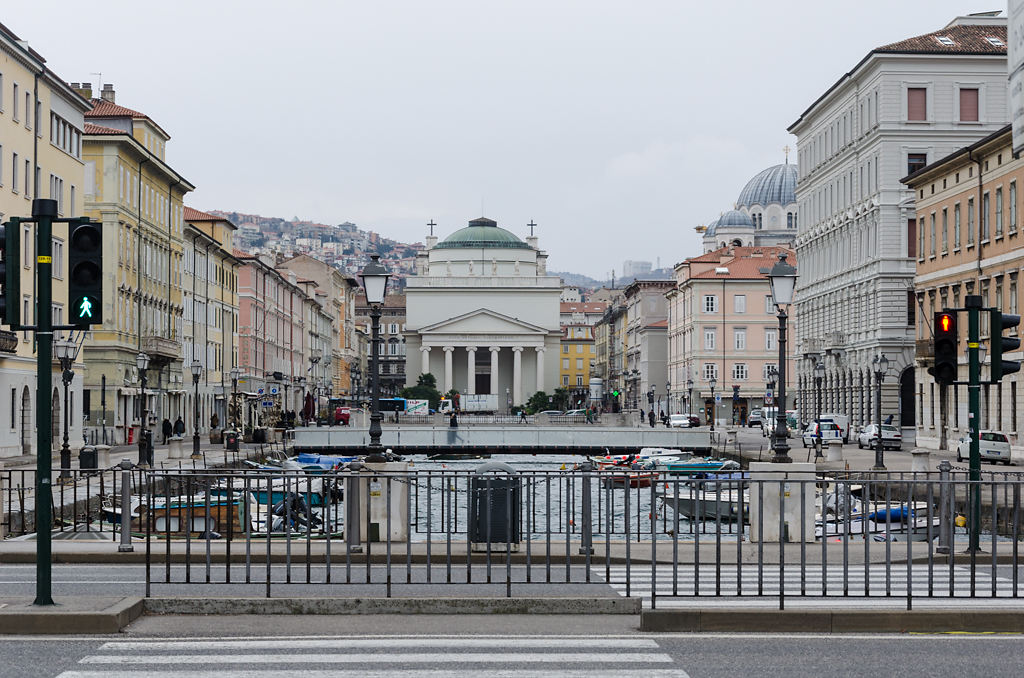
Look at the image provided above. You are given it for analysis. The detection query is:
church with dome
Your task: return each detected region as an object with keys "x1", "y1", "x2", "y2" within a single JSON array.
[
  {"x1": 404, "y1": 217, "x2": 562, "y2": 407},
  {"x1": 697, "y1": 163, "x2": 798, "y2": 252}
]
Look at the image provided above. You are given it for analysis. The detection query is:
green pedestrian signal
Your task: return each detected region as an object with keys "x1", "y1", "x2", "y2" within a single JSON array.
[{"x1": 68, "y1": 218, "x2": 102, "y2": 326}]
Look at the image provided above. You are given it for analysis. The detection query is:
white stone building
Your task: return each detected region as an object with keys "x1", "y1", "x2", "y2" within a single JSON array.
[
  {"x1": 788, "y1": 13, "x2": 1008, "y2": 432},
  {"x1": 405, "y1": 218, "x2": 562, "y2": 408}
]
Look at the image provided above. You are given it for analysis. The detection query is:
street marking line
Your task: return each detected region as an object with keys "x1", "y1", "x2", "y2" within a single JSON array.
[
  {"x1": 100, "y1": 638, "x2": 661, "y2": 650},
  {"x1": 61, "y1": 671, "x2": 691, "y2": 678},
  {"x1": 80, "y1": 653, "x2": 675, "y2": 665}
]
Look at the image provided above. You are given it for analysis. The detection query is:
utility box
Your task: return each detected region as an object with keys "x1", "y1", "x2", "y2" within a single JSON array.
[
  {"x1": 359, "y1": 460, "x2": 410, "y2": 542},
  {"x1": 468, "y1": 462, "x2": 521, "y2": 550}
]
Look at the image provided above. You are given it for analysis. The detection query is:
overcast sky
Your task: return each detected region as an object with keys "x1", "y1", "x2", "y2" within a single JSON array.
[{"x1": 3, "y1": 1, "x2": 1005, "y2": 278}]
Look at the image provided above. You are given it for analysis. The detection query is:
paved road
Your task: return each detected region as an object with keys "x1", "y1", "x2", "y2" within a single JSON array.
[{"x1": 3, "y1": 627, "x2": 1024, "y2": 678}]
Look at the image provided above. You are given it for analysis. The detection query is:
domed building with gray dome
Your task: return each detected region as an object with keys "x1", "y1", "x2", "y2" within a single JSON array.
[
  {"x1": 405, "y1": 217, "x2": 562, "y2": 407},
  {"x1": 698, "y1": 163, "x2": 798, "y2": 252}
]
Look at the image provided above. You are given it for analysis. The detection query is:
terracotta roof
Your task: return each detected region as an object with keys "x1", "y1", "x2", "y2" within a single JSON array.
[
  {"x1": 646, "y1": 320, "x2": 669, "y2": 328},
  {"x1": 184, "y1": 206, "x2": 220, "y2": 222},
  {"x1": 83, "y1": 122, "x2": 123, "y2": 135},
  {"x1": 687, "y1": 245, "x2": 796, "y2": 280},
  {"x1": 85, "y1": 98, "x2": 148, "y2": 119},
  {"x1": 876, "y1": 23, "x2": 1007, "y2": 55}
]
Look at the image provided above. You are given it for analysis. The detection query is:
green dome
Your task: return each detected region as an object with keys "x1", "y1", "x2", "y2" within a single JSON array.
[{"x1": 435, "y1": 217, "x2": 532, "y2": 250}]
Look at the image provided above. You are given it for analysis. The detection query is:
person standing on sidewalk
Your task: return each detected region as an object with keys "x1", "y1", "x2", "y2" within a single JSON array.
[
  {"x1": 161, "y1": 418, "x2": 172, "y2": 444},
  {"x1": 173, "y1": 416, "x2": 185, "y2": 437}
]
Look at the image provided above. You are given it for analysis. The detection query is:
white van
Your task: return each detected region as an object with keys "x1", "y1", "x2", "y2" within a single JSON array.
[{"x1": 819, "y1": 413, "x2": 850, "y2": 443}]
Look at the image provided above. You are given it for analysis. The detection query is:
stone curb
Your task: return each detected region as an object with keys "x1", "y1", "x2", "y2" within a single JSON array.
[
  {"x1": 0, "y1": 597, "x2": 144, "y2": 634},
  {"x1": 640, "y1": 608, "x2": 1024, "y2": 633},
  {"x1": 144, "y1": 596, "x2": 642, "y2": 616}
]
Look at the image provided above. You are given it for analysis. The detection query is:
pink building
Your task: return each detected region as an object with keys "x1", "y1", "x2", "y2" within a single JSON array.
[{"x1": 667, "y1": 246, "x2": 797, "y2": 426}]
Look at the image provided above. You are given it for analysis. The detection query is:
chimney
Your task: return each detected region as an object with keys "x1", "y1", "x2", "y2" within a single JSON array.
[
  {"x1": 72, "y1": 82, "x2": 93, "y2": 100},
  {"x1": 100, "y1": 83, "x2": 115, "y2": 103}
]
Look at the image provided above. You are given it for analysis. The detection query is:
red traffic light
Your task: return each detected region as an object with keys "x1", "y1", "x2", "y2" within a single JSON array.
[{"x1": 938, "y1": 313, "x2": 954, "y2": 333}]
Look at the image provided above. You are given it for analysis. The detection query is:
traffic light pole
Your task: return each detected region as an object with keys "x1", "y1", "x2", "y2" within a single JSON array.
[
  {"x1": 966, "y1": 295, "x2": 982, "y2": 554},
  {"x1": 33, "y1": 199, "x2": 56, "y2": 606}
]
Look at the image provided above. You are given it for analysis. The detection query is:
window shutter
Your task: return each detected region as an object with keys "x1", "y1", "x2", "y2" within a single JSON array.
[
  {"x1": 907, "y1": 88, "x2": 927, "y2": 121},
  {"x1": 959, "y1": 88, "x2": 979, "y2": 122}
]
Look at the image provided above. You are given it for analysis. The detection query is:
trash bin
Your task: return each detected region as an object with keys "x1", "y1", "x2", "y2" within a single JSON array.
[
  {"x1": 79, "y1": 445, "x2": 98, "y2": 472},
  {"x1": 468, "y1": 461, "x2": 521, "y2": 546},
  {"x1": 253, "y1": 428, "x2": 267, "y2": 444},
  {"x1": 225, "y1": 430, "x2": 239, "y2": 451}
]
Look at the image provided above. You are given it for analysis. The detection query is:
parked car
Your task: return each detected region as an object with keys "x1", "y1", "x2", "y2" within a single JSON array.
[
  {"x1": 819, "y1": 413, "x2": 850, "y2": 443},
  {"x1": 956, "y1": 431, "x2": 1013, "y2": 465},
  {"x1": 669, "y1": 414, "x2": 691, "y2": 428},
  {"x1": 857, "y1": 424, "x2": 902, "y2": 450},
  {"x1": 802, "y1": 421, "x2": 842, "y2": 448},
  {"x1": 762, "y1": 409, "x2": 798, "y2": 438},
  {"x1": 537, "y1": 410, "x2": 563, "y2": 416},
  {"x1": 565, "y1": 409, "x2": 587, "y2": 416},
  {"x1": 747, "y1": 409, "x2": 763, "y2": 427}
]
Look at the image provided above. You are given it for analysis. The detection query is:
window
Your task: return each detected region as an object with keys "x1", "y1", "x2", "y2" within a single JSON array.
[
  {"x1": 562, "y1": 358, "x2": 569, "y2": 370},
  {"x1": 11, "y1": 152, "x2": 17, "y2": 193},
  {"x1": 576, "y1": 375, "x2": 583, "y2": 386},
  {"x1": 12, "y1": 83, "x2": 18, "y2": 121},
  {"x1": 734, "y1": 295, "x2": 746, "y2": 313},
  {"x1": 765, "y1": 295, "x2": 775, "y2": 314},
  {"x1": 576, "y1": 344, "x2": 583, "y2": 353},
  {"x1": 918, "y1": 217, "x2": 925, "y2": 259},
  {"x1": 907, "y1": 291, "x2": 915, "y2": 327},
  {"x1": 734, "y1": 328, "x2": 746, "y2": 351},
  {"x1": 576, "y1": 358, "x2": 583, "y2": 370},
  {"x1": 954, "y1": 204, "x2": 961, "y2": 248},
  {"x1": 986, "y1": 36, "x2": 1005, "y2": 47},
  {"x1": 1012, "y1": 182, "x2": 1018, "y2": 233},
  {"x1": 562, "y1": 345, "x2": 569, "y2": 354},
  {"x1": 959, "y1": 88, "x2": 979, "y2": 122},
  {"x1": 9, "y1": 387, "x2": 15, "y2": 430},
  {"x1": 704, "y1": 327, "x2": 716, "y2": 350},
  {"x1": 703, "y1": 295, "x2": 718, "y2": 313},
  {"x1": 935, "y1": 35, "x2": 955, "y2": 46},
  {"x1": 929, "y1": 214, "x2": 936, "y2": 256},
  {"x1": 941, "y1": 208, "x2": 948, "y2": 253},
  {"x1": 702, "y1": 363, "x2": 718, "y2": 381},
  {"x1": 996, "y1": 187, "x2": 1004, "y2": 236},
  {"x1": 907, "y1": 88, "x2": 927, "y2": 121},
  {"x1": 732, "y1": 364, "x2": 748, "y2": 381},
  {"x1": 765, "y1": 328, "x2": 777, "y2": 351},
  {"x1": 968, "y1": 198, "x2": 975, "y2": 244},
  {"x1": 52, "y1": 239, "x2": 64, "y2": 279},
  {"x1": 1012, "y1": 280, "x2": 1018, "y2": 316},
  {"x1": 907, "y1": 153, "x2": 927, "y2": 175},
  {"x1": 982, "y1": 192, "x2": 990, "y2": 240},
  {"x1": 908, "y1": 218, "x2": 918, "y2": 258},
  {"x1": 562, "y1": 375, "x2": 569, "y2": 386}
]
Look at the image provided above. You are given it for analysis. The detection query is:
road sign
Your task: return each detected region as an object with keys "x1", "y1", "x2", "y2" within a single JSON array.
[
  {"x1": 269, "y1": 386, "x2": 279, "y2": 395},
  {"x1": 261, "y1": 400, "x2": 274, "y2": 408},
  {"x1": 257, "y1": 388, "x2": 265, "y2": 395},
  {"x1": 765, "y1": 390, "x2": 773, "y2": 399},
  {"x1": 714, "y1": 394, "x2": 722, "y2": 403}
]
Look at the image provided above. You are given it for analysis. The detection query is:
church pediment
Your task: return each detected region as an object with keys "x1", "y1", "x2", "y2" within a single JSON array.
[{"x1": 419, "y1": 308, "x2": 548, "y2": 336}]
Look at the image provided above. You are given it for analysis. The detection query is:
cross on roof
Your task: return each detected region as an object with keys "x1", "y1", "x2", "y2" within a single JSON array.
[
  {"x1": 427, "y1": 219, "x2": 436, "y2": 236},
  {"x1": 528, "y1": 220, "x2": 537, "y2": 236},
  {"x1": 783, "y1": 145, "x2": 791, "y2": 163}
]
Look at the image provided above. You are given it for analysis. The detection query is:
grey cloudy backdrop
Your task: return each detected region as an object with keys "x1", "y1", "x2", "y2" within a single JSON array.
[{"x1": 3, "y1": 1, "x2": 1002, "y2": 278}]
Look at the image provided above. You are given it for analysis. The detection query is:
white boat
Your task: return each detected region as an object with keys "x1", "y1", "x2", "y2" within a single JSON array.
[{"x1": 657, "y1": 485, "x2": 748, "y2": 523}]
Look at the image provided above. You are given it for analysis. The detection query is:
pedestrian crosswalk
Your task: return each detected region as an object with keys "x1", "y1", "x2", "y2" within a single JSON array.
[
  {"x1": 595, "y1": 565, "x2": 1023, "y2": 605},
  {"x1": 58, "y1": 637, "x2": 690, "y2": 677}
]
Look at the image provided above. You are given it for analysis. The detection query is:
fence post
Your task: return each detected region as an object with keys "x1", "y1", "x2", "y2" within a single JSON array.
[
  {"x1": 118, "y1": 458, "x2": 134, "y2": 553},
  {"x1": 346, "y1": 462, "x2": 363, "y2": 553},
  {"x1": 578, "y1": 459, "x2": 594, "y2": 555},
  {"x1": 936, "y1": 460, "x2": 951, "y2": 555}
]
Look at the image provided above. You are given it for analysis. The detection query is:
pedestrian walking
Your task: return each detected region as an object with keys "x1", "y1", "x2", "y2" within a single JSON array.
[
  {"x1": 519, "y1": 409, "x2": 528, "y2": 423},
  {"x1": 449, "y1": 412, "x2": 458, "y2": 428},
  {"x1": 161, "y1": 418, "x2": 172, "y2": 444},
  {"x1": 639, "y1": 409, "x2": 645, "y2": 426},
  {"x1": 173, "y1": 416, "x2": 185, "y2": 436},
  {"x1": 648, "y1": 410, "x2": 656, "y2": 428}
]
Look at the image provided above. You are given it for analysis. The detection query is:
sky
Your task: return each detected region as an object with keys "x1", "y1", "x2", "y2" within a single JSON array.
[{"x1": 1, "y1": 1, "x2": 1007, "y2": 278}]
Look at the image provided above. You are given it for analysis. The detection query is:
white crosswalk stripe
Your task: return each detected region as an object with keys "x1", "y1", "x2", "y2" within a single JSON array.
[
  {"x1": 60, "y1": 636, "x2": 690, "y2": 678},
  {"x1": 595, "y1": 565, "x2": 1023, "y2": 605}
]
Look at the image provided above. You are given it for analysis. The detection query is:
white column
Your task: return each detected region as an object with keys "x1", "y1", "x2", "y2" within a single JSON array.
[
  {"x1": 512, "y1": 346, "x2": 523, "y2": 406},
  {"x1": 420, "y1": 346, "x2": 431, "y2": 377},
  {"x1": 466, "y1": 347, "x2": 477, "y2": 394},
  {"x1": 489, "y1": 346, "x2": 500, "y2": 394},
  {"x1": 534, "y1": 346, "x2": 546, "y2": 393},
  {"x1": 443, "y1": 346, "x2": 454, "y2": 393}
]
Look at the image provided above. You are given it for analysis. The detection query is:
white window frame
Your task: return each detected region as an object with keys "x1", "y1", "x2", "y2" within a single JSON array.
[
  {"x1": 734, "y1": 328, "x2": 746, "y2": 351},
  {"x1": 703, "y1": 295, "x2": 718, "y2": 313},
  {"x1": 704, "y1": 327, "x2": 716, "y2": 351},
  {"x1": 732, "y1": 363, "x2": 748, "y2": 381},
  {"x1": 734, "y1": 295, "x2": 746, "y2": 313},
  {"x1": 765, "y1": 328, "x2": 777, "y2": 351},
  {"x1": 702, "y1": 363, "x2": 718, "y2": 381}
]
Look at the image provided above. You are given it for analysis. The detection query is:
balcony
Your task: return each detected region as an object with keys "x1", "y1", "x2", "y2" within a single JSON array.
[
  {"x1": 143, "y1": 335, "x2": 182, "y2": 362},
  {"x1": 0, "y1": 330, "x2": 17, "y2": 353},
  {"x1": 825, "y1": 331, "x2": 846, "y2": 348}
]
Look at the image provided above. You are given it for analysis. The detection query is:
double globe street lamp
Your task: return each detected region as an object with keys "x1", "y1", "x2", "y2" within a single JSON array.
[
  {"x1": 767, "y1": 252, "x2": 797, "y2": 464},
  {"x1": 136, "y1": 352, "x2": 151, "y2": 467},
  {"x1": 871, "y1": 353, "x2": 890, "y2": 471},
  {"x1": 54, "y1": 337, "x2": 81, "y2": 480},
  {"x1": 191, "y1": 359, "x2": 203, "y2": 459},
  {"x1": 358, "y1": 254, "x2": 391, "y2": 463}
]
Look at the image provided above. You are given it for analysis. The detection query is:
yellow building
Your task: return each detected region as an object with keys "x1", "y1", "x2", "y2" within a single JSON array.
[
  {"x1": 77, "y1": 84, "x2": 194, "y2": 445},
  {"x1": 182, "y1": 207, "x2": 242, "y2": 435},
  {"x1": 559, "y1": 324, "x2": 595, "y2": 402},
  {"x1": 0, "y1": 26, "x2": 91, "y2": 457}
]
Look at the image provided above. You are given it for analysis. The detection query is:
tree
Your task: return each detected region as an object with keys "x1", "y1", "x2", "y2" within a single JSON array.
[
  {"x1": 525, "y1": 391, "x2": 550, "y2": 414},
  {"x1": 399, "y1": 372, "x2": 443, "y2": 410}
]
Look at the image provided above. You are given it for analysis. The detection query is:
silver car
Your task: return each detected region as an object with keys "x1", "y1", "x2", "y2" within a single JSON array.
[
  {"x1": 956, "y1": 431, "x2": 1012, "y2": 465},
  {"x1": 857, "y1": 424, "x2": 902, "y2": 450}
]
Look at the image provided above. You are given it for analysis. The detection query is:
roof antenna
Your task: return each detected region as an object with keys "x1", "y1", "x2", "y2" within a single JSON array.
[{"x1": 90, "y1": 72, "x2": 102, "y2": 93}]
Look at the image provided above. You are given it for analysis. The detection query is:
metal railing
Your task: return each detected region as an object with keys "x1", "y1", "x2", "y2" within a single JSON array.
[{"x1": 136, "y1": 466, "x2": 1024, "y2": 608}]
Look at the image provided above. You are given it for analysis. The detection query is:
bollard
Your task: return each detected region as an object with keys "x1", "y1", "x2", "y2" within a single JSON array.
[
  {"x1": 118, "y1": 458, "x2": 134, "y2": 553},
  {"x1": 346, "y1": 462, "x2": 363, "y2": 553},
  {"x1": 578, "y1": 459, "x2": 594, "y2": 555},
  {"x1": 936, "y1": 459, "x2": 951, "y2": 555}
]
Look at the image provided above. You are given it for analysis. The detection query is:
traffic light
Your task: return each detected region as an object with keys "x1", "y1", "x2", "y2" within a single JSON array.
[
  {"x1": 929, "y1": 311, "x2": 958, "y2": 384},
  {"x1": 990, "y1": 309, "x2": 1021, "y2": 381},
  {"x1": 732, "y1": 384, "x2": 740, "y2": 400},
  {"x1": 611, "y1": 389, "x2": 620, "y2": 397},
  {"x1": 0, "y1": 218, "x2": 21, "y2": 326},
  {"x1": 68, "y1": 217, "x2": 102, "y2": 325}
]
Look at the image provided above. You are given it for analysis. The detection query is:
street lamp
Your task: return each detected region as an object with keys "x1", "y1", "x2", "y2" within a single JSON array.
[
  {"x1": 814, "y1": 360, "x2": 825, "y2": 460},
  {"x1": 54, "y1": 338, "x2": 80, "y2": 480},
  {"x1": 136, "y1": 352, "x2": 150, "y2": 467},
  {"x1": 686, "y1": 378, "x2": 693, "y2": 416},
  {"x1": 230, "y1": 367, "x2": 241, "y2": 430},
  {"x1": 709, "y1": 376, "x2": 717, "y2": 432},
  {"x1": 767, "y1": 252, "x2": 797, "y2": 463},
  {"x1": 297, "y1": 376, "x2": 307, "y2": 425},
  {"x1": 666, "y1": 380, "x2": 671, "y2": 414},
  {"x1": 872, "y1": 353, "x2": 890, "y2": 471},
  {"x1": 190, "y1": 359, "x2": 203, "y2": 459},
  {"x1": 358, "y1": 254, "x2": 391, "y2": 463}
]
